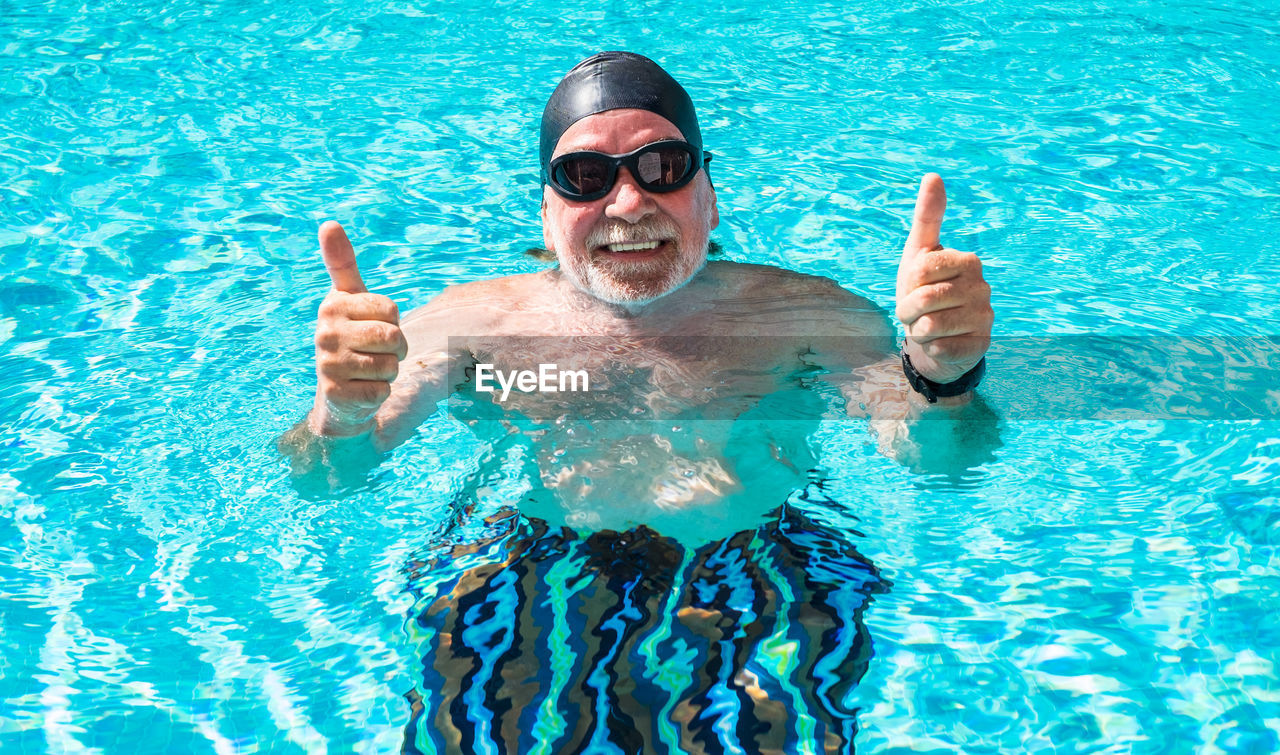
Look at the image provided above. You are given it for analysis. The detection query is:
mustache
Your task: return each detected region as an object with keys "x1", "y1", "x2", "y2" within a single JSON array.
[{"x1": 586, "y1": 218, "x2": 679, "y2": 249}]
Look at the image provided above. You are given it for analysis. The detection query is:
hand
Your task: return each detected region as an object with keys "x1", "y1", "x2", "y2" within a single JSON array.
[
  {"x1": 895, "y1": 174, "x2": 993, "y2": 384},
  {"x1": 310, "y1": 221, "x2": 408, "y2": 435}
]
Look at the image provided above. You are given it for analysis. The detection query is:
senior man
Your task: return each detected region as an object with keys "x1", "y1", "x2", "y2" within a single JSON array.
[
  {"x1": 282, "y1": 51, "x2": 993, "y2": 534},
  {"x1": 286, "y1": 51, "x2": 995, "y2": 753}
]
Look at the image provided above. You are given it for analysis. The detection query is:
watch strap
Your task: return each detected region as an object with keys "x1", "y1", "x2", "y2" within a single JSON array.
[{"x1": 901, "y1": 352, "x2": 986, "y2": 403}]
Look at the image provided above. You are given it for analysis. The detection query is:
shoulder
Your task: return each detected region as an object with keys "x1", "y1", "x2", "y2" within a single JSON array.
[
  {"x1": 702, "y1": 261, "x2": 880, "y2": 311},
  {"x1": 707, "y1": 261, "x2": 894, "y2": 344},
  {"x1": 401, "y1": 272, "x2": 549, "y2": 337},
  {"x1": 428, "y1": 272, "x2": 544, "y2": 306}
]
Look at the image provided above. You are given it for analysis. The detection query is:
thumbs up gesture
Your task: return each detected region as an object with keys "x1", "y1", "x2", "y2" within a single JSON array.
[
  {"x1": 895, "y1": 175, "x2": 993, "y2": 385},
  {"x1": 310, "y1": 221, "x2": 409, "y2": 435}
]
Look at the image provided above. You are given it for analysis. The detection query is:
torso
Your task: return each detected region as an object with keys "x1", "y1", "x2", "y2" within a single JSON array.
[{"x1": 398, "y1": 261, "x2": 894, "y2": 541}]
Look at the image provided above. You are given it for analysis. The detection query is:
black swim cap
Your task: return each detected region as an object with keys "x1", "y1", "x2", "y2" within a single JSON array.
[{"x1": 539, "y1": 51, "x2": 703, "y2": 181}]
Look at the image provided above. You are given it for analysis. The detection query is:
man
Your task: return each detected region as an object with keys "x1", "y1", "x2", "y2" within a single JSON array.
[
  {"x1": 285, "y1": 51, "x2": 994, "y2": 753},
  {"x1": 283, "y1": 51, "x2": 993, "y2": 533}
]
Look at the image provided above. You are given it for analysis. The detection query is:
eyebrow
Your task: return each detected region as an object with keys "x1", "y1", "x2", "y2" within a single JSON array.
[{"x1": 554, "y1": 137, "x2": 683, "y2": 157}]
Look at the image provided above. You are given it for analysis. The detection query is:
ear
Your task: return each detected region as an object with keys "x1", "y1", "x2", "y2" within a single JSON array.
[
  {"x1": 540, "y1": 193, "x2": 553, "y2": 250},
  {"x1": 706, "y1": 179, "x2": 719, "y2": 231}
]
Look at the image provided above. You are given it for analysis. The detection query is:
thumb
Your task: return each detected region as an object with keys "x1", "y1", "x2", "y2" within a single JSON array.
[
  {"x1": 319, "y1": 221, "x2": 367, "y2": 294},
  {"x1": 904, "y1": 173, "x2": 946, "y2": 256}
]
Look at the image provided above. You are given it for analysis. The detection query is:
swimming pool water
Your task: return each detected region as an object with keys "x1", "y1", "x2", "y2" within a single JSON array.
[{"x1": 2, "y1": 0, "x2": 1279, "y2": 751}]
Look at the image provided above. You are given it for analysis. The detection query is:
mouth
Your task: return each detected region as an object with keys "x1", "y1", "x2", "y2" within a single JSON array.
[{"x1": 596, "y1": 239, "x2": 670, "y2": 260}]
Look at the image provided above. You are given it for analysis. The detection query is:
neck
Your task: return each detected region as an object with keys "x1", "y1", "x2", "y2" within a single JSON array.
[{"x1": 552, "y1": 265, "x2": 710, "y2": 320}]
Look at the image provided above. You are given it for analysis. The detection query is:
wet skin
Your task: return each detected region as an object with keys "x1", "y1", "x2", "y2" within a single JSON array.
[{"x1": 294, "y1": 109, "x2": 994, "y2": 538}]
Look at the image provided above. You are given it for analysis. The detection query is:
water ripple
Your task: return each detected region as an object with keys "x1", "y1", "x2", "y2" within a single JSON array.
[{"x1": 3, "y1": 0, "x2": 1279, "y2": 750}]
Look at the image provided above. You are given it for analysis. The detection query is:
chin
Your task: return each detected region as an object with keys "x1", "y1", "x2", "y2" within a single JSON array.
[{"x1": 577, "y1": 246, "x2": 708, "y2": 306}]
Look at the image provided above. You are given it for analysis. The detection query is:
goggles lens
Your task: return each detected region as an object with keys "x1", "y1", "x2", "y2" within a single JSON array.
[{"x1": 547, "y1": 141, "x2": 708, "y2": 201}]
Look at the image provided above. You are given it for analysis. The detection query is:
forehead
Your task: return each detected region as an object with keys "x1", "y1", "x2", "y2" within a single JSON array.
[{"x1": 552, "y1": 109, "x2": 685, "y2": 158}]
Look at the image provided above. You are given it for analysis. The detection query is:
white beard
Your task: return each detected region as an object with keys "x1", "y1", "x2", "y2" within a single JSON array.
[{"x1": 563, "y1": 216, "x2": 710, "y2": 305}]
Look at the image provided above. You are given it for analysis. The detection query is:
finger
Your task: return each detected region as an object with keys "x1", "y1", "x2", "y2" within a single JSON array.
[
  {"x1": 320, "y1": 351, "x2": 401, "y2": 382},
  {"x1": 318, "y1": 292, "x2": 400, "y2": 325},
  {"x1": 319, "y1": 220, "x2": 367, "y2": 294},
  {"x1": 896, "y1": 280, "x2": 969, "y2": 325},
  {"x1": 904, "y1": 308, "x2": 982, "y2": 344},
  {"x1": 904, "y1": 173, "x2": 946, "y2": 255},
  {"x1": 315, "y1": 320, "x2": 407, "y2": 357},
  {"x1": 911, "y1": 334, "x2": 991, "y2": 371},
  {"x1": 900, "y1": 248, "x2": 982, "y2": 290},
  {"x1": 343, "y1": 321, "x2": 409, "y2": 358}
]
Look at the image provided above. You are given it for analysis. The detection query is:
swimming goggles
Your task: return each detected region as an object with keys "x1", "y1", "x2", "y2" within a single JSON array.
[{"x1": 545, "y1": 140, "x2": 712, "y2": 202}]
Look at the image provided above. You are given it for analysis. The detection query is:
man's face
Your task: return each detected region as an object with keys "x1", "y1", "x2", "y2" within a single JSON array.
[{"x1": 541, "y1": 109, "x2": 719, "y2": 306}]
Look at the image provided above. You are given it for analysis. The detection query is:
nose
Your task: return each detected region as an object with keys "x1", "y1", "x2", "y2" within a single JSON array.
[{"x1": 603, "y1": 168, "x2": 655, "y2": 224}]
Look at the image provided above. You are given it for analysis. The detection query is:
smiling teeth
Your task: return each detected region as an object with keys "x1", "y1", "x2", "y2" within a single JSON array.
[{"x1": 607, "y1": 241, "x2": 660, "y2": 252}]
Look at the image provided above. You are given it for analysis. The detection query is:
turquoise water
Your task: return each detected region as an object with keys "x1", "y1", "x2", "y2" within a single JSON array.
[{"x1": 3, "y1": 0, "x2": 1280, "y2": 751}]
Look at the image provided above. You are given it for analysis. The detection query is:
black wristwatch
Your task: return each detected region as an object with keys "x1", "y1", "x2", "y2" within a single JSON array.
[{"x1": 901, "y1": 351, "x2": 986, "y2": 403}]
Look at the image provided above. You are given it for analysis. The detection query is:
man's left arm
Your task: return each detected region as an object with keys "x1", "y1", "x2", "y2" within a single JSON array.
[
  {"x1": 814, "y1": 173, "x2": 999, "y2": 473},
  {"x1": 895, "y1": 173, "x2": 993, "y2": 395}
]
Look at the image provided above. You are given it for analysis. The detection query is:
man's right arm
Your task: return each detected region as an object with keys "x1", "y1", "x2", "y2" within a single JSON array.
[{"x1": 277, "y1": 221, "x2": 462, "y2": 479}]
